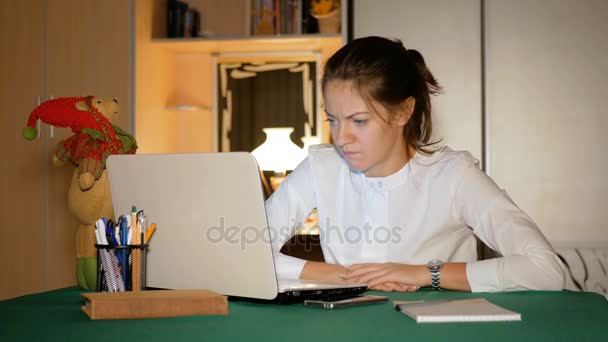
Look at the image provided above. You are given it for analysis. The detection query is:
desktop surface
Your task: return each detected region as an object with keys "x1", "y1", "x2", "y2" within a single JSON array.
[{"x1": 0, "y1": 287, "x2": 606, "y2": 341}]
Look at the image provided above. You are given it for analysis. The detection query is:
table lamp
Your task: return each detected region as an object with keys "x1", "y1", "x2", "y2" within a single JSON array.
[
  {"x1": 252, "y1": 127, "x2": 307, "y2": 191},
  {"x1": 301, "y1": 135, "x2": 321, "y2": 154}
]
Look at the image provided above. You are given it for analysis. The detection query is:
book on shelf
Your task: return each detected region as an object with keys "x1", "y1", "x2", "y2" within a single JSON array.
[
  {"x1": 251, "y1": 0, "x2": 336, "y2": 35},
  {"x1": 251, "y1": 0, "x2": 279, "y2": 35},
  {"x1": 167, "y1": 0, "x2": 200, "y2": 38},
  {"x1": 301, "y1": 0, "x2": 319, "y2": 34}
]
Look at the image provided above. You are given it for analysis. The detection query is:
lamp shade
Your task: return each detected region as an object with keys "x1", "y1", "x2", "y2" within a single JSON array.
[
  {"x1": 301, "y1": 135, "x2": 321, "y2": 154},
  {"x1": 251, "y1": 127, "x2": 306, "y2": 172}
]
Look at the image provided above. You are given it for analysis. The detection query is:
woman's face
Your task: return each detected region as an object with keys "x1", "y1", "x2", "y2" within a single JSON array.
[{"x1": 324, "y1": 80, "x2": 412, "y2": 177}]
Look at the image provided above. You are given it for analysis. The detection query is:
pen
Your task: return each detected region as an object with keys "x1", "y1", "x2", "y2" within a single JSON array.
[
  {"x1": 116, "y1": 216, "x2": 123, "y2": 245},
  {"x1": 131, "y1": 206, "x2": 139, "y2": 244},
  {"x1": 107, "y1": 220, "x2": 125, "y2": 283},
  {"x1": 106, "y1": 220, "x2": 119, "y2": 246},
  {"x1": 140, "y1": 215, "x2": 146, "y2": 246},
  {"x1": 114, "y1": 221, "x2": 121, "y2": 245},
  {"x1": 97, "y1": 219, "x2": 109, "y2": 245},
  {"x1": 94, "y1": 219, "x2": 104, "y2": 245},
  {"x1": 118, "y1": 216, "x2": 125, "y2": 246},
  {"x1": 132, "y1": 206, "x2": 142, "y2": 291},
  {"x1": 95, "y1": 219, "x2": 117, "y2": 291},
  {"x1": 118, "y1": 216, "x2": 129, "y2": 288}
]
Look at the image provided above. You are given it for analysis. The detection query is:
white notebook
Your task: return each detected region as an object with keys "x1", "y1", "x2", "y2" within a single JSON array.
[{"x1": 395, "y1": 298, "x2": 522, "y2": 323}]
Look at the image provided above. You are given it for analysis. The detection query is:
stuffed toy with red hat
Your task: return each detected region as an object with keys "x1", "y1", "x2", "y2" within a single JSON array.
[{"x1": 23, "y1": 96, "x2": 137, "y2": 190}]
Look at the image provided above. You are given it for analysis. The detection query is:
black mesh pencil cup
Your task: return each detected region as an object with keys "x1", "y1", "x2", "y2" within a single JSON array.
[{"x1": 95, "y1": 244, "x2": 148, "y2": 292}]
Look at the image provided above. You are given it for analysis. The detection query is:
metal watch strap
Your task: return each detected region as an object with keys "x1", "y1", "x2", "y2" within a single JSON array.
[
  {"x1": 426, "y1": 259, "x2": 443, "y2": 291},
  {"x1": 430, "y1": 266, "x2": 441, "y2": 291}
]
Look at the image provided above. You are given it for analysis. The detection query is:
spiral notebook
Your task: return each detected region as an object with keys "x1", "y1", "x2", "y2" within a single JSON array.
[{"x1": 394, "y1": 298, "x2": 522, "y2": 323}]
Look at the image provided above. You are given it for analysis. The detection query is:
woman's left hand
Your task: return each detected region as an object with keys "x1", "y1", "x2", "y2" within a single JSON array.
[{"x1": 343, "y1": 263, "x2": 428, "y2": 290}]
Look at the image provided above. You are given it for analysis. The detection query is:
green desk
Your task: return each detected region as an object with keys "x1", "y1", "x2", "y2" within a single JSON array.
[{"x1": 1, "y1": 288, "x2": 606, "y2": 341}]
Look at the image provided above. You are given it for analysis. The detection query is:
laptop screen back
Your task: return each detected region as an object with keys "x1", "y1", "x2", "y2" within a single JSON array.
[{"x1": 106, "y1": 152, "x2": 279, "y2": 299}]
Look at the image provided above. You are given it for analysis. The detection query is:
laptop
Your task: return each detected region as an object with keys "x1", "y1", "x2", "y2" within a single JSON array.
[{"x1": 106, "y1": 152, "x2": 366, "y2": 303}]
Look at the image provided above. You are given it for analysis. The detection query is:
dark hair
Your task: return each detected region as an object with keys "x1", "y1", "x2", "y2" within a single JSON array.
[{"x1": 322, "y1": 36, "x2": 442, "y2": 152}]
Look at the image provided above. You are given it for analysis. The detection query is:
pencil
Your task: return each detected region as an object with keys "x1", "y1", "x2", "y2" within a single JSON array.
[
  {"x1": 131, "y1": 206, "x2": 141, "y2": 291},
  {"x1": 145, "y1": 223, "x2": 156, "y2": 244}
]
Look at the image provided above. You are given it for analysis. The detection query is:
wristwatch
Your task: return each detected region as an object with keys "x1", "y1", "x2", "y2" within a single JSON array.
[{"x1": 426, "y1": 259, "x2": 444, "y2": 291}]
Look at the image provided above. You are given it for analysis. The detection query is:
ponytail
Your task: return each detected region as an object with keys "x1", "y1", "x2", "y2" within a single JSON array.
[{"x1": 404, "y1": 48, "x2": 442, "y2": 150}]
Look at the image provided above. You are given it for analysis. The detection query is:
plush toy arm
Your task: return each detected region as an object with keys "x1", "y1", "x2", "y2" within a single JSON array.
[
  {"x1": 52, "y1": 139, "x2": 68, "y2": 167},
  {"x1": 112, "y1": 124, "x2": 138, "y2": 154},
  {"x1": 78, "y1": 154, "x2": 105, "y2": 191}
]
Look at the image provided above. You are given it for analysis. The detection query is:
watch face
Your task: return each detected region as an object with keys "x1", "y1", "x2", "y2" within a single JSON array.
[{"x1": 427, "y1": 259, "x2": 443, "y2": 268}]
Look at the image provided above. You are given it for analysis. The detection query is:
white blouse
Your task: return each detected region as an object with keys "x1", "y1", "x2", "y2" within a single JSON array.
[{"x1": 265, "y1": 144, "x2": 565, "y2": 292}]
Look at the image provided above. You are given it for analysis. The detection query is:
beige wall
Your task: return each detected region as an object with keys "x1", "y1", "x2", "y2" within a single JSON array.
[
  {"x1": 353, "y1": 0, "x2": 608, "y2": 245},
  {"x1": 486, "y1": 0, "x2": 608, "y2": 245},
  {"x1": 354, "y1": 0, "x2": 483, "y2": 161}
]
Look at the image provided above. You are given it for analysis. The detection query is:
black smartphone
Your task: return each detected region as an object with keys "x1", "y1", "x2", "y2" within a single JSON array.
[{"x1": 304, "y1": 295, "x2": 388, "y2": 309}]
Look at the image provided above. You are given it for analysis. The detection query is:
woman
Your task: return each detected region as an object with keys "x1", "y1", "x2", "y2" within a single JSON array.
[{"x1": 266, "y1": 36, "x2": 565, "y2": 292}]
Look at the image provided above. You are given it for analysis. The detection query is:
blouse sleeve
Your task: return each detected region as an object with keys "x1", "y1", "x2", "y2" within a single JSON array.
[
  {"x1": 455, "y1": 162, "x2": 566, "y2": 292},
  {"x1": 265, "y1": 157, "x2": 316, "y2": 280}
]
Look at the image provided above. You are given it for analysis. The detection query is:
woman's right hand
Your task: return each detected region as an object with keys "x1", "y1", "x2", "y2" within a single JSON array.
[{"x1": 369, "y1": 282, "x2": 420, "y2": 292}]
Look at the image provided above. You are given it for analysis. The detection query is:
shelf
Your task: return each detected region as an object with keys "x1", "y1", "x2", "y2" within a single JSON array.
[
  {"x1": 151, "y1": 35, "x2": 344, "y2": 53},
  {"x1": 166, "y1": 104, "x2": 211, "y2": 112},
  {"x1": 152, "y1": 33, "x2": 342, "y2": 42}
]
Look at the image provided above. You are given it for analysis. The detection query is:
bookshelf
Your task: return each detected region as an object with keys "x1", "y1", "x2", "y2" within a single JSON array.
[
  {"x1": 159, "y1": 0, "x2": 344, "y2": 39},
  {"x1": 135, "y1": 0, "x2": 347, "y2": 154}
]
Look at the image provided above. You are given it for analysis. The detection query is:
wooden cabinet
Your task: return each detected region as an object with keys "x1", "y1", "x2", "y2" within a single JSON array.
[
  {"x1": 0, "y1": 0, "x2": 131, "y2": 300},
  {"x1": 0, "y1": 0, "x2": 47, "y2": 301},
  {"x1": 45, "y1": 0, "x2": 131, "y2": 291}
]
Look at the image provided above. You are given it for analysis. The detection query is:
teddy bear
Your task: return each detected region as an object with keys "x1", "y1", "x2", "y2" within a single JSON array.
[
  {"x1": 23, "y1": 96, "x2": 137, "y2": 290},
  {"x1": 23, "y1": 96, "x2": 137, "y2": 191}
]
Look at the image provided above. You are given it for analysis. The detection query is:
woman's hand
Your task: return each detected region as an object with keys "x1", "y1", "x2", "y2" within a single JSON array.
[
  {"x1": 299, "y1": 261, "x2": 420, "y2": 291},
  {"x1": 343, "y1": 263, "x2": 428, "y2": 290},
  {"x1": 300, "y1": 261, "x2": 349, "y2": 283},
  {"x1": 367, "y1": 282, "x2": 420, "y2": 292},
  {"x1": 344, "y1": 262, "x2": 472, "y2": 292}
]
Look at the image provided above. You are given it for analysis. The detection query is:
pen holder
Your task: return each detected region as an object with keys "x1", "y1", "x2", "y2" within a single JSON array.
[{"x1": 95, "y1": 244, "x2": 148, "y2": 292}]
